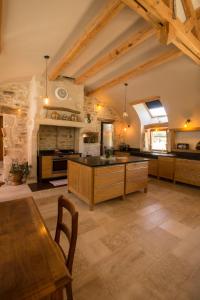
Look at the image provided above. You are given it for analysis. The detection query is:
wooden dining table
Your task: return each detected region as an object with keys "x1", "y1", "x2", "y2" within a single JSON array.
[{"x1": 0, "y1": 196, "x2": 71, "y2": 300}]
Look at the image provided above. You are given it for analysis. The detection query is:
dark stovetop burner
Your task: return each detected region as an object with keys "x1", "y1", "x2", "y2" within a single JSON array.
[{"x1": 39, "y1": 149, "x2": 75, "y2": 156}]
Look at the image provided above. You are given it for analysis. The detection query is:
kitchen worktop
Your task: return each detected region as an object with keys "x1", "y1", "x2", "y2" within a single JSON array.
[
  {"x1": 126, "y1": 150, "x2": 200, "y2": 160},
  {"x1": 67, "y1": 155, "x2": 149, "y2": 167}
]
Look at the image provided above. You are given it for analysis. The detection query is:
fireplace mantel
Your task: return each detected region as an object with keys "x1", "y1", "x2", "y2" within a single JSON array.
[{"x1": 37, "y1": 118, "x2": 85, "y2": 128}]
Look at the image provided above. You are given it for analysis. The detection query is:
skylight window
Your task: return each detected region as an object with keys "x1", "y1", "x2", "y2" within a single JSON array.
[{"x1": 145, "y1": 100, "x2": 167, "y2": 118}]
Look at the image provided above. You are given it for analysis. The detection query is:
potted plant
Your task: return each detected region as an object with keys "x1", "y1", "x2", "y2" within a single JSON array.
[{"x1": 9, "y1": 160, "x2": 31, "y2": 185}]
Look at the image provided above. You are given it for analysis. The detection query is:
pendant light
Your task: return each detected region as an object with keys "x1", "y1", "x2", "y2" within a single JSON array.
[
  {"x1": 123, "y1": 83, "x2": 128, "y2": 118},
  {"x1": 43, "y1": 55, "x2": 50, "y2": 105}
]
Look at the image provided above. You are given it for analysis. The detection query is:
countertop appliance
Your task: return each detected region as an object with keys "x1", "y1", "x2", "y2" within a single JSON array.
[
  {"x1": 177, "y1": 143, "x2": 189, "y2": 150},
  {"x1": 196, "y1": 141, "x2": 200, "y2": 150},
  {"x1": 119, "y1": 143, "x2": 130, "y2": 152}
]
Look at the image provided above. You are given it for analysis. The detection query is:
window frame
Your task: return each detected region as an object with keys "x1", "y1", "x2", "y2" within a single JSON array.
[{"x1": 150, "y1": 128, "x2": 168, "y2": 152}]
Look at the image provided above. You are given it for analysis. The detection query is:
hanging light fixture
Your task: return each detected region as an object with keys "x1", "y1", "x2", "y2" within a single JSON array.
[
  {"x1": 123, "y1": 82, "x2": 128, "y2": 118},
  {"x1": 43, "y1": 55, "x2": 50, "y2": 105}
]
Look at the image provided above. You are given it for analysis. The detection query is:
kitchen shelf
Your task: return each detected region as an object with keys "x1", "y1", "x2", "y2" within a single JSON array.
[
  {"x1": 43, "y1": 105, "x2": 81, "y2": 114},
  {"x1": 37, "y1": 118, "x2": 85, "y2": 128}
]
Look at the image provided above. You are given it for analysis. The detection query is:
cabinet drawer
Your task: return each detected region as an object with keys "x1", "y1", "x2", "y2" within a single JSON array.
[
  {"x1": 94, "y1": 171, "x2": 124, "y2": 187},
  {"x1": 126, "y1": 162, "x2": 148, "y2": 171},
  {"x1": 94, "y1": 182, "x2": 124, "y2": 203},
  {"x1": 95, "y1": 165, "x2": 124, "y2": 175}
]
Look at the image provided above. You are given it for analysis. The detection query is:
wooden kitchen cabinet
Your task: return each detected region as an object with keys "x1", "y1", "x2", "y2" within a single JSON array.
[
  {"x1": 174, "y1": 159, "x2": 200, "y2": 187},
  {"x1": 94, "y1": 165, "x2": 125, "y2": 203},
  {"x1": 41, "y1": 156, "x2": 52, "y2": 179},
  {"x1": 158, "y1": 156, "x2": 175, "y2": 180},
  {"x1": 125, "y1": 162, "x2": 148, "y2": 194},
  {"x1": 148, "y1": 159, "x2": 158, "y2": 176}
]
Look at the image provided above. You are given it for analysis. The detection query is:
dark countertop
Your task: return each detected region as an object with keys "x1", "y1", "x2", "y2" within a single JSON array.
[
  {"x1": 38, "y1": 150, "x2": 81, "y2": 157},
  {"x1": 125, "y1": 150, "x2": 200, "y2": 161},
  {"x1": 68, "y1": 156, "x2": 149, "y2": 167}
]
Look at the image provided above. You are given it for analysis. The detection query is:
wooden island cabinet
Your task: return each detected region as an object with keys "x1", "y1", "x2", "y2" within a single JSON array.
[{"x1": 68, "y1": 156, "x2": 149, "y2": 210}]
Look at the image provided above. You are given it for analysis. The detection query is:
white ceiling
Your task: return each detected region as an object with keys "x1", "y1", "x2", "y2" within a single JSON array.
[
  {"x1": 0, "y1": 0, "x2": 102, "y2": 83},
  {"x1": 0, "y1": 0, "x2": 200, "y2": 104}
]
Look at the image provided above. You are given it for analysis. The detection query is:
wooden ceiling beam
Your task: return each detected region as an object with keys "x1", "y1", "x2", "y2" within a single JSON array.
[
  {"x1": 121, "y1": 0, "x2": 200, "y2": 64},
  {"x1": 87, "y1": 48, "x2": 182, "y2": 96},
  {"x1": 181, "y1": 0, "x2": 200, "y2": 39},
  {"x1": 48, "y1": 0, "x2": 125, "y2": 81},
  {"x1": 75, "y1": 26, "x2": 155, "y2": 84}
]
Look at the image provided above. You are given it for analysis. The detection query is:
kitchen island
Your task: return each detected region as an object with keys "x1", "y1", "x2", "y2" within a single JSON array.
[{"x1": 68, "y1": 156, "x2": 149, "y2": 210}]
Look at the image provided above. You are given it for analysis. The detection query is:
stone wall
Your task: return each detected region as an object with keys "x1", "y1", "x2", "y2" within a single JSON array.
[
  {"x1": 0, "y1": 82, "x2": 30, "y2": 180},
  {"x1": 81, "y1": 96, "x2": 125, "y2": 156},
  {"x1": 39, "y1": 125, "x2": 75, "y2": 150}
]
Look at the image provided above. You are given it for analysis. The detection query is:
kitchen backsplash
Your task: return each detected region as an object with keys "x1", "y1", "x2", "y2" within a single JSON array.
[{"x1": 39, "y1": 125, "x2": 75, "y2": 150}]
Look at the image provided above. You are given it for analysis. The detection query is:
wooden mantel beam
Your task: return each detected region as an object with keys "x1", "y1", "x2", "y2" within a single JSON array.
[
  {"x1": 87, "y1": 48, "x2": 182, "y2": 96},
  {"x1": 75, "y1": 26, "x2": 155, "y2": 84},
  {"x1": 0, "y1": 0, "x2": 2, "y2": 52},
  {"x1": 49, "y1": 0, "x2": 125, "y2": 81},
  {"x1": 121, "y1": 0, "x2": 200, "y2": 65}
]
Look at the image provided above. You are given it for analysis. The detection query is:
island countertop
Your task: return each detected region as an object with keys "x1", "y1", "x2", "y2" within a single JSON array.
[{"x1": 67, "y1": 155, "x2": 149, "y2": 167}]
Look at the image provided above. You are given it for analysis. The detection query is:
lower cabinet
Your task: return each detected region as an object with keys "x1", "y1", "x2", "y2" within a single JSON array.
[
  {"x1": 158, "y1": 157, "x2": 175, "y2": 180},
  {"x1": 148, "y1": 159, "x2": 158, "y2": 176},
  {"x1": 41, "y1": 156, "x2": 52, "y2": 179},
  {"x1": 174, "y1": 159, "x2": 200, "y2": 187},
  {"x1": 94, "y1": 165, "x2": 125, "y2": 203},
  {"x1": 125, "y1": 162, "x2": 148, "y2": 194}
]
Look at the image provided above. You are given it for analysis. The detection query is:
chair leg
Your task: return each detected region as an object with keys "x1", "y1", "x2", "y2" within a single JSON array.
[{"x1": 66, "y1": 282, "x2": 73, "y2": 300}]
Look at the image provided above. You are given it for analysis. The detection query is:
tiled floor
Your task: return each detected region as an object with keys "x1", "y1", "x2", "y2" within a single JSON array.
[{"x1": 1, "y1": 178, "x2": 200, "y2": 299}]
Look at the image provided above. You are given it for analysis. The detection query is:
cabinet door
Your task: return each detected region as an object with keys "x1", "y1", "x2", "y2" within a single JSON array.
[
  {"x1": 68, "y1": 161, "x2": 93, "y2": 204},
  {"x1": 68, "y1": 161, "x2": 79, "y2": 192},
  {"x1": 148, "y1": 159, "x2": 158, "y2": 176},
  {"x1": 125, "y1": 162, "x2": 148, "y2": 194},
  {"x1": 158, "y1": 157, "x2": 175, "y2": 180},
  {"x1": 41, "y1": 156, "x2": 52, "y2": 178},
  {"x1": 175, "y1": 159, "x2": 200, "y2": 186}
]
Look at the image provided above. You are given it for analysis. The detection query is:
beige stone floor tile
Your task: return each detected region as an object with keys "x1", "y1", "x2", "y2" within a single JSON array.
[
  {"x1": 79, "y1": 239, "x2": 112, "y2": 265},
  {"x1": 137, "y1": 203, "x2": 163, "y2": 216},
  {"x1": 160, "y1": 219, "x2": 192, "y2": 239}
]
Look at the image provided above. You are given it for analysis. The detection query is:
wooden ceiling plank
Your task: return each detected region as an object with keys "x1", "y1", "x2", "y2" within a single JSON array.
[
  {"x1": 122, "y1": 0, "x2": 200, "y2": 64},
  {"x1": 48, "y1": 0, "x2": 125, "y2": 80},
  {"x1": 87, "y1": 48, "x2": 182, "y2": 95},
  {"x1": 75, "y1": 26, "x2": 155, "y2": 84}
]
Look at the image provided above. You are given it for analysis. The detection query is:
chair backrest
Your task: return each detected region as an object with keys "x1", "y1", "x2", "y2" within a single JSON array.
[{"x1": 55, "y1": 195, "x2": 78, "y2": 274}]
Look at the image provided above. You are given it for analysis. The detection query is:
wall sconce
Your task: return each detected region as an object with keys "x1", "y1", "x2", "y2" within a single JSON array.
[
  {"x1": 123, "y1": 127, "x2": 127, "y2": 132},
  {"x1": 184, "y1": 119, "x2": 191, "y2": 128},
  {"x1": 95, "y1": 103, "x2": 102, "y2": 112}
]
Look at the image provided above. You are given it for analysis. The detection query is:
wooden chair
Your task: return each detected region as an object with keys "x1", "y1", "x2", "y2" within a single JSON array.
[{"x1": 55, "y1": 196, "x2": 78, "y2": 300}]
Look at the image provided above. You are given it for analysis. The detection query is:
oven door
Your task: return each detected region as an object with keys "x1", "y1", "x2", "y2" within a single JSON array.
[{"x1": 52, "y1": 159, "x2": 67, "y2": 173}]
